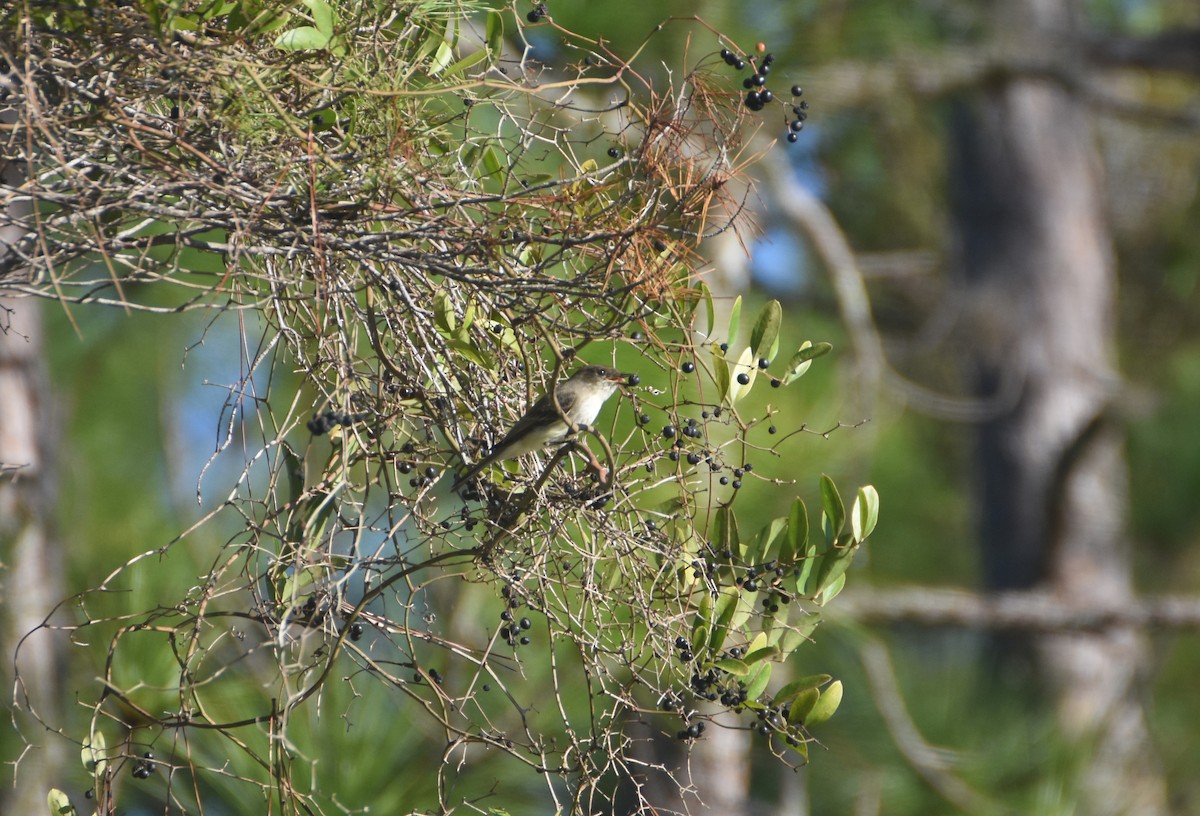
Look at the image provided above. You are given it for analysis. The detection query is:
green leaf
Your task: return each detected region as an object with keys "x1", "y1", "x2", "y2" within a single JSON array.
[
  {"x1": 433, "y1": 290, "x2": 456, "y2": 333},
  {"x1": 47, "y1": 789, "x2": 76, "y2": 816},
  {"x1": 275, "y1": 25, "x2": 329, "y2": 50},
  {"x1": 444, "y1": 48, "x2": 490, "y2": 79},
  {"x1": 819, "y1": 474, "x2": 845, "y2": 541},
  {"x1": 726, "y1": 295, "x2": 742, "y2": 345},
  {"x1": 305, "y1": 0, "x2": 334, "y2": 36},
  {"x1": 782, "y1": 341, "x2": 833, "y2": 385},
  {"x1": 743, "y1": 645, "x2": 779, "y2": 664},
  {"x1": 794, "y1": 539, "x2": 818, "y2": 596},
  {"x1": 776, "y1": 625, "x2": 811, "y2": 660},
  {"x1": 691, "y1": 605, "x2": 711, "y2": 653},
  {"x1": 787, "y1": 687, "x2": 820, "y2": 724},
  {"x1": 480, "y1": 146, "x2": 503, "y2": 179},
  {"x1": 202, "y1": 1, "x2": 238, "y2": 21},
  {"x1": 711, "y1": 344, "x2": 731, "y2": 403},
  {"x1": 446, "y1": 338, "x2": 493, "y2": 368},
  {"x1": 816, "y1": 571, "x2": 847, "y2": 605},
  {"x1": 81, "y1": 730, "x2": 107, "y2": 773},
  {"x1": 728, "y1": 346, "x2": 757, "y2": 403},
  {"x1": 696, "y1": 282, "x2": 715, "y2": 338},
  {"x1": 851, "y1": 485, "x2": 880, "y2": 543},
  {"x1": 430, "y1": 39, "x2": 454, "y2": 75},
  {"x1": 750, "y1": 299, "x2": 782, "y2": 360},
  {"x1": 169, "y1": 14, "x2": 199, "y2": 31},
  {"x1": 714, "y1": 658, "x2": 750, "y2": 677},
  {"x1": 805, "y1": 680, "x2": 844, "y2": 726},
  {"x1": 786, "y1": 737, "x2": 809, "y2": 760},
  {"x1": 709, "y1": 588, "x2": 739, "y2": 652},
  {"x1": 710, "y1": 506, "x2": 739, "y2": 558},
  {"x1": 768, "y1": 332, "x2": 781, "y2": 364},
  {"x1": 729, "y1": 587, "x2": 757, "y2": 633},
  {"x1": 744, "y1": 661, "x2": 772, "y2": 700},
  {"x1": 485, "y1": 10, "x2": 504, "y2": 55},
  {"x1": 280, "y1": 443, "x2": 305, "y2": 508},
  {"x1": 775, "y1": 674, "x2": 832, "y2": 705},
  {"x1": 461, "y1": 299, "x2": 477, "y2": 335},
  {"x1": 413, "y1": 21, "x2": 446, "y2": 64},
  {"x1": 782, "y1": 498, "x2": 808, "y2": 563},
  {"x1": 743, "y1": 516, "x2": 785, "y2": 566}
]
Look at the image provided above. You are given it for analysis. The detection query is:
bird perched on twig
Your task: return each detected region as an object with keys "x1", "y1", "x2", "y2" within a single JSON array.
[{"x1": 451, "y1": 365, "x2": 630, "y2": 492}]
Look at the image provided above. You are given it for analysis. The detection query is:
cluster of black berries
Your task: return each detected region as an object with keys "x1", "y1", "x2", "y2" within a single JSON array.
[
  {"x1": 383, "y1": 381, "x2": 419, "y2": 399},
  {"x1": 741, "y1": 52, "x2": 777, "y2": 111},
  {"x1": 786, "y1": 86, "x2": 809, "y2": 143},
  {"x1": 719, "y1": 47, "x2": 811, "y2": 145},
  {"x1": 307, "y1": 409, "x2": 364, "y2": 435},
  {"x1": 719, "y1": 48, "x2": 747, "y2": 71},
  {"x1": 723, "y1": 554, "x2": 791, "y2": 602},
  {"x1": 297, "y1": 593, "x2": 331, "y2": 625},
  {"x1": 690, "y1": 666, "x2": 724, "y2": 700},
  {"x1": 526, "y1": 2, "x2": 546, "y2": 23},
  {"x1": 750, "y1": 701, "x2": 805, "y2": 746},
  {"x1": 457, "y1": 505, "x2": 479, "y2": 532},
  {"x1": 411, "y1": 667, "x2": 444, "y2": 685},
  {"x1": 499, "y1": 585, "x2": 532, "y2": 647},
  {"x1": 400, "y1": 464, "x2": 439, "y2": 490},
  {"x1": 131, "y1": 752, "x2": 155, "y2": 780},
  {"x1": 657, "y1": 689, "x2": 710, "y2": 742},
  {"x1": 673, "y1": 635, "x2": 695, "y2": 663},
  {"x1": 500, "y1": 612, "x2": 533, "y2": 646},
  {"x1": 689, "y1": 646, "x2": 755, "y2": 706},
  {"x1": 753, "y1": 704, "x2": 787, "y2": 737},
  {"x1": 698, "y1": 543, "x2": 794, "y2": 606}
]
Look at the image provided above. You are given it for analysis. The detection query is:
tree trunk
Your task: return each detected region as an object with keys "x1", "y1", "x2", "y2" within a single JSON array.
[
  {"x1": 1, "y1": 98, "x2": 68, "y2": 816},
  {"x1": 949, "y1": 3, "x2": 1165, "y2": 813}
]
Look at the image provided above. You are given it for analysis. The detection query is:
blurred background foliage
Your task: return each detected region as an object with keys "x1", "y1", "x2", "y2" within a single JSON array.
[{"x1": 6, "y1": 0, "x2": 1200, "y2": 813}]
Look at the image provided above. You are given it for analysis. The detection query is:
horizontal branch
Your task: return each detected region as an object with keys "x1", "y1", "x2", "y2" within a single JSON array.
[
  {"x1": 831, "y1": 586, "x2": 1200, "y2": 631},
  {"x1": 809, "y1": 40, "x2": 1200, "y2": 130}
]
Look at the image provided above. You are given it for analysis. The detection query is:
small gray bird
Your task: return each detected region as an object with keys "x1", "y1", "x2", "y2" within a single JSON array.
[{"x1": 452, "y1": 365, "x2": 629, "y2": 491}]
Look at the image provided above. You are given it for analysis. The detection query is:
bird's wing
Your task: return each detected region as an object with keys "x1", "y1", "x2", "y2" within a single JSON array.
[
  {"x1": 492, "y1": 386, "x2": 577, "y2": 448},
  {"x1": 450, "y1": 385, "x2": 577, "y2": 492}
]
